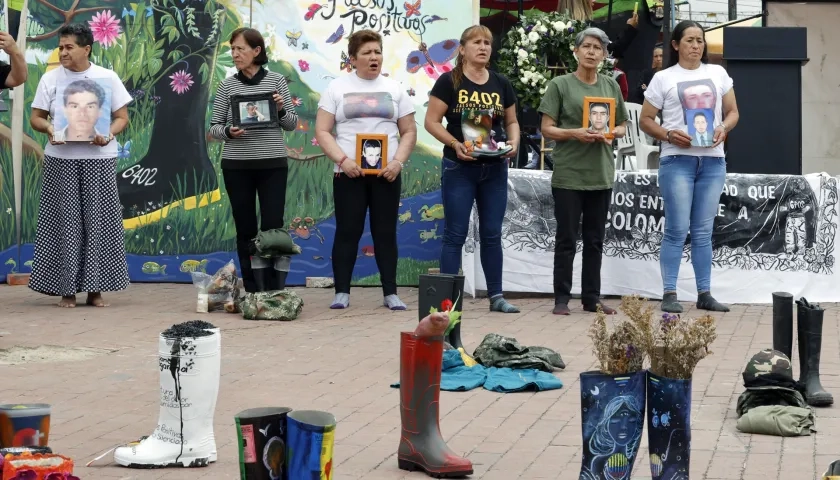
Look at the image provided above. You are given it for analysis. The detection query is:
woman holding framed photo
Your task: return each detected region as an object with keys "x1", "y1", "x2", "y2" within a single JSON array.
[
  {"x1": 639, "y1": 20, "x2": 739, "y2": 313},
  {"x1": 28, "y1": 23, "x2": 131, "y2": 308},
  {"x1": 424, "y1": 25, "x2": 521, "y2": 314},
  {"x1": 315, "y1": 29, "x2": 417, "y2": 310},
  {"x1": 208, "y1": 27, "x2": 298, "y2": 293}
]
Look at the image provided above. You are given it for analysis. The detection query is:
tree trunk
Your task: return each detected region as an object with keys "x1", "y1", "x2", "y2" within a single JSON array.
[{"x1": 118, "y1": 2, "x2": 223, "y2": 220}]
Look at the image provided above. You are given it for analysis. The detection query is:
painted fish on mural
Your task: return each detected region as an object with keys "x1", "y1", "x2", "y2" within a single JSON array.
[
  {"x1": 180, "y1": 259, "x2": 208, "y2": 273},
  {"x1": 142, "y1": 262, "x2": 167, "y2": 275}
]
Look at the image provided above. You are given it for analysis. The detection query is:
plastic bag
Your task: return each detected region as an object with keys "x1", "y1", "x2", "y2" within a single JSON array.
[{"x1": 190, "y1": 260, "x2": 241, "y2": 313}]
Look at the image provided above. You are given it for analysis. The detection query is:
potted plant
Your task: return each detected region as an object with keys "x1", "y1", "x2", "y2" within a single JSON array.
[
  {"x1": 620, "y1": 296, "x2": 717, "y2": 480},
  {"x1": 580, "y1": 303, "x2": 649, "y2": 480}
]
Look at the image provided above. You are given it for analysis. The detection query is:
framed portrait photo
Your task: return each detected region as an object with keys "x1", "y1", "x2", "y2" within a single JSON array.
[
  {"x1": 231, "y1": 93, "x2": 279, "y2": 130},
  {"x1": 52, "y1": 78, "x2": 113, "y2": 143},
  {"x1": 582, "y1": 96, "x2": 617, "y2": 139},
  {"x1": 355, "y1": 133, "x2": 388, "y2": 175}
]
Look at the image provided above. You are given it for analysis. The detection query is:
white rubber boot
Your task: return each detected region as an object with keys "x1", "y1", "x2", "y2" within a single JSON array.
[{"x1": 114, "y1": 326, "x2": 220, "y2": 468}]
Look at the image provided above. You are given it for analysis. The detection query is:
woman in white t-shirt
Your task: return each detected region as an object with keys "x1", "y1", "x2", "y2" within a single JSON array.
[
  {"x1": 28, "y1": 23, "x2": 132, "y2": 308},
  {"x1": 314, "y1": 29, "x2": 417, "y2": 311},
  {"x1": 640, "y1": 20, "x2": 740, "y2": 314}
]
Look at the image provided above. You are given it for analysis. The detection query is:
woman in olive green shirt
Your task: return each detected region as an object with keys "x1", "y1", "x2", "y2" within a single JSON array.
[{"x1": 537, "y1": 27, "x2": 628, "y2": 316}]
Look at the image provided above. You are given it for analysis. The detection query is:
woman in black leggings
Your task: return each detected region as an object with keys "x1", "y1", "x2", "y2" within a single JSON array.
[
  {"x1": 314, "y1": 29, "x2": 417, "y2": 310},
  {"x1": 208, "y1": 28, "x2": 298, "y2": 292}
]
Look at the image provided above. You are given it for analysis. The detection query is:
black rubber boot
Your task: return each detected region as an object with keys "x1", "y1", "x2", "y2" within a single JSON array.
[
  {"x1": 796, "y1": 298, "x2": 834, "y2": 407},
  {"x1": 823, "y1": 459, "x2": 840, "y2": 478},
  {"x1": 271, "y1": 256, "x2": 291, "y2": 291},
  {"x1": 250, "y1": 256, "x2": 271, "y2": 293},
  {"x1": 418, "y1": 274, "x2": 465, "y2": 350},
  {"x1": 772, "y1": 291, "x2": 794, "y2": 360}
]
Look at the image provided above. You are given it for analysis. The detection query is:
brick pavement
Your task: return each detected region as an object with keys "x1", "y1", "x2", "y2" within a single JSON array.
[{"x1": 0, "y1": 283, "x2": 837, "y2": 480}]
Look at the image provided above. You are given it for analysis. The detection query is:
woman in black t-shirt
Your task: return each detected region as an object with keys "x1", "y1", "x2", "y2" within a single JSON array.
[{"x1": 424, "y1": 24, "x2": 521, "y2": 314}]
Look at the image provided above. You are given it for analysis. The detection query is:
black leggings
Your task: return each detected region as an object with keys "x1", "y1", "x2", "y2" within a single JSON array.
[
  {"x1": 223, "y1": 166, "x2": 288, "y2": 292},
  {"x1": 332, "y1": 173, "x2": 401, "y2": 295}
]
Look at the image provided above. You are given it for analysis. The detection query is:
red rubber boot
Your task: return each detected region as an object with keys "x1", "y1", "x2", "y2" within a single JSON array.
[{"x1": 398, "y1": 332, "x2": 473, "y2": 478}]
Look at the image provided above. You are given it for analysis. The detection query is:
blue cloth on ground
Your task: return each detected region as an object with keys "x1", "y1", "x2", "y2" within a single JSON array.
[{"x1": 391, "y1": 350, "x2": 563, "y2": 393}]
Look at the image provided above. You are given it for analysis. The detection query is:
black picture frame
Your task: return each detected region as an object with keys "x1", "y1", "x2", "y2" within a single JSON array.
[{"x1": 231, "y1": 93, "x2": 279, "y2": 130}]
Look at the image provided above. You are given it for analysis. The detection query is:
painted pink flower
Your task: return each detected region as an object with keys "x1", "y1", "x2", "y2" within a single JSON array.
[
  {"x1": 169, "y1": 69, "x2": 194, "y2": 94},
  {"x1": 298, "y1": 60, "x2": 310, "y2": 72},
  {"x1": 291, "y1": 96, "x2": 303, "y2": 107},
  {"x1": 311, "y1": 137, "x2": 319, "y2": 146},
  {"x1": 88, "y1": 11, "x2": 122, "y2": 47}
]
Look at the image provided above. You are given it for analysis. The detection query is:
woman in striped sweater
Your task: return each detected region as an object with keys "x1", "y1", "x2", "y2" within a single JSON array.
[{"x1": 208, "y1": 27, "x2": 298, "y2": 292}]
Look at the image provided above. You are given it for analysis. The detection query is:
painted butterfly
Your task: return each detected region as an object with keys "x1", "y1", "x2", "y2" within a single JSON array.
[
  {"x1": 286, "y1": 30, "x2": 302, "y2": 47},
  {"x1": 404, "y1": 0, "x2": 421, "y2": 17},
  {"x1": 326, "y1": 24, "x2": 344, "y2": 44},
  {"x1": 406, "y1": 39, "x2": 458, "y2": 78},
  {"x1": 340, "y1": 51, "x2": 352, "y2": 72},
  {"x1": 304, "y1": 3, "x2": 324, "y2": 21}
]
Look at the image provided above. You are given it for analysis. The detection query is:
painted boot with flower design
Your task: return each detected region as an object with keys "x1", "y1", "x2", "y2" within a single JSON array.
[
  {"x1": 117, "y1": 1, "x2": 225, "y2": 223},
  {"x1": 113, "y1": 322, "x2": 220, "y2": 468}
]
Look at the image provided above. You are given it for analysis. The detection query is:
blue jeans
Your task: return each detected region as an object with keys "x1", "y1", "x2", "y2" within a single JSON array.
[
  {"x1": 440, "y1": 158, "x2": 508, "y2": 297},
  {"x1": 658, "y1": 155, "x2": 726, "y2": 293}
]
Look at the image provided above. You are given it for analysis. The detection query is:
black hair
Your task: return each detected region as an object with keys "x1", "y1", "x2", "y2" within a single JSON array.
[
  {"x1": 667, "y1": 20, "x2": 708, "y2": 68},
  {"x1": 363, "y1": 139, "x2": 381, "y2": 152},
  {"x1": 693, "y1": 111, "x2": 707, "y2": 121},
  {"x1": 59, "y1": 24, "x2": 94, "y2": 58},
  {"x1": 590, "y1": 102, "x2": 610, "y2": 114},
  {"x1": 63, "y1": 79, "x2": 106, "y2": 107}
]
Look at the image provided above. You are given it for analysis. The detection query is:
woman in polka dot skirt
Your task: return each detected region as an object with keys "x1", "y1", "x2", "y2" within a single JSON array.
[{"x1": 28, "y1": 23, "x2": 132, "y2": 307}]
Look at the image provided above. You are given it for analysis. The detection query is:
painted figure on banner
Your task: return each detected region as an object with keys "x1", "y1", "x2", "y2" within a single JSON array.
[{"x1": 1, "y1": 0, "x2": 473, "y2": 285}]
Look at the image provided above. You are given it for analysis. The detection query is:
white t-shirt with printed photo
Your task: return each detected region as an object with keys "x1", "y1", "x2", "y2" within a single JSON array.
[
  {"x1": 32, "y1": 63, "x2": 133, "y2": 160},
  {"x1": 317, "y1": 72, "x2": 416, "y2": 173},
  {"x1": 644, "y1": 63, "x2": 733, "y2": 158}
]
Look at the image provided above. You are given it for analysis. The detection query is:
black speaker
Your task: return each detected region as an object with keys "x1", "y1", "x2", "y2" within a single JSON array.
[{"x1": 723, "y1": 27, "x2": 808, "y2": 175}]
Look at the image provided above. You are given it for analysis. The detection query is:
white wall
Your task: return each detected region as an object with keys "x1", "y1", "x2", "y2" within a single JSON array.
[{"x1": 768, "y1": 2, "x2": 840, "y2": 175}]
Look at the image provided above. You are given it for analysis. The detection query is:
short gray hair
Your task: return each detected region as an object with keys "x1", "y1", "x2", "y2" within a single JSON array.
[{"x1": 575, "y1": 27, "x2": 610, "y2": 49}]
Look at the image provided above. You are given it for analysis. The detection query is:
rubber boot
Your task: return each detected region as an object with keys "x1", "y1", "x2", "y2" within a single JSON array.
[
  {"x1": 418, "y1": 274, "x2": 465, "y2": 350},
  {"x1": 578, "y1": 370, "x2": 646, "y2": 480},
  {"x1": 251, "y1": 256, "x2": 272, "y2": 293},
  {"x1": 797, "y1": 298, "x2": 834, "y2": 406},
  {"x1": 271, "y1": 256, "x2": 291, "y2": 291},
  {"x1": 647, "y1": 371, "x2": 692, "y2": 479},
  {"x1": 286, "y1": 410, "x2": 336, "y2": 479},
  {"x1": 823, "y1": 460, "x2": 840, "y2": 479},
  {"x1": 234, "y1": 407, "x2": 292, "y2": 480},
  {"x1": 398, "y1": 333, "x2": 473, "y2": 477},
  {"x1": 772, "y1": 291, "x2": 794, "y2": 360},
  {"x1": 114, "y1": 321, "x2": 220, "y2": 468}
]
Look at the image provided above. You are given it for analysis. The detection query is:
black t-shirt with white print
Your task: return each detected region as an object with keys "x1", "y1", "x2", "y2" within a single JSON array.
[{"x1": 430, "y1": 70, "x2": 517, "y2": 164}]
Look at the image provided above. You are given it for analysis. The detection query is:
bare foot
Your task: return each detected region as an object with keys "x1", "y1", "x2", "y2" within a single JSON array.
[
  {"x1": 58, "y1": 295, "x2": 77, "y2": 308},
  {"x1": 86, "y1": 293, "x2": 109, "y2": 307}
]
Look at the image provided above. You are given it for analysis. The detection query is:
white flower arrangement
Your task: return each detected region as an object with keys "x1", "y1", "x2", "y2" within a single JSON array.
[{"x1": 498, "y1": 10, "x2": 615, "y2": 110}]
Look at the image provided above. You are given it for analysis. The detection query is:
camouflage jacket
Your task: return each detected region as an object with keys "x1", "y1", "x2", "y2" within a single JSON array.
[{"x1": 472, "y1": 333, "x2": 565, "y2": 372}]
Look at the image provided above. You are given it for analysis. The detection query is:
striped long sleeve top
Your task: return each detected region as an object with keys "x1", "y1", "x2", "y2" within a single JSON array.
[{"x1": 209, "y1": 67, "x2": 299, "y2": 169}]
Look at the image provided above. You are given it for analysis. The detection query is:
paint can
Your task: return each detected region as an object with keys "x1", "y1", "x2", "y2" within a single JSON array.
[
  {"x1": 0, "y1": 404, "x2": 51, "y2": 448},
  {"x1": 235, "y1": 407, "x2": 292, "y2": 480},
  {"x1": 286, "y1": 410, "x2": 336, "y2": 480}
]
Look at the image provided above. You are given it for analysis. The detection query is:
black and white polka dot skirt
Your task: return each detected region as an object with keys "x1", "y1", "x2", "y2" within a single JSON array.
[{"x1": 28, "y1": 156, "x2": 130, "y2": 296}]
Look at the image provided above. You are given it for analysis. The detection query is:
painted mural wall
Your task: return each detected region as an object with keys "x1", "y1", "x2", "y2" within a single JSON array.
[{"x1": 0, "y1": 0, "x2": 479, "y2": 285}]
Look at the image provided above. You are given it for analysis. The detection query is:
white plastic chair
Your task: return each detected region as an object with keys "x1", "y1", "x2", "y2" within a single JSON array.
[
  {"x1": 624, "y1": 102, "x2": 660, "y2": 170},
  {"x1": 614, "y1": 118, "x2": 635, "y2": 170}
]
